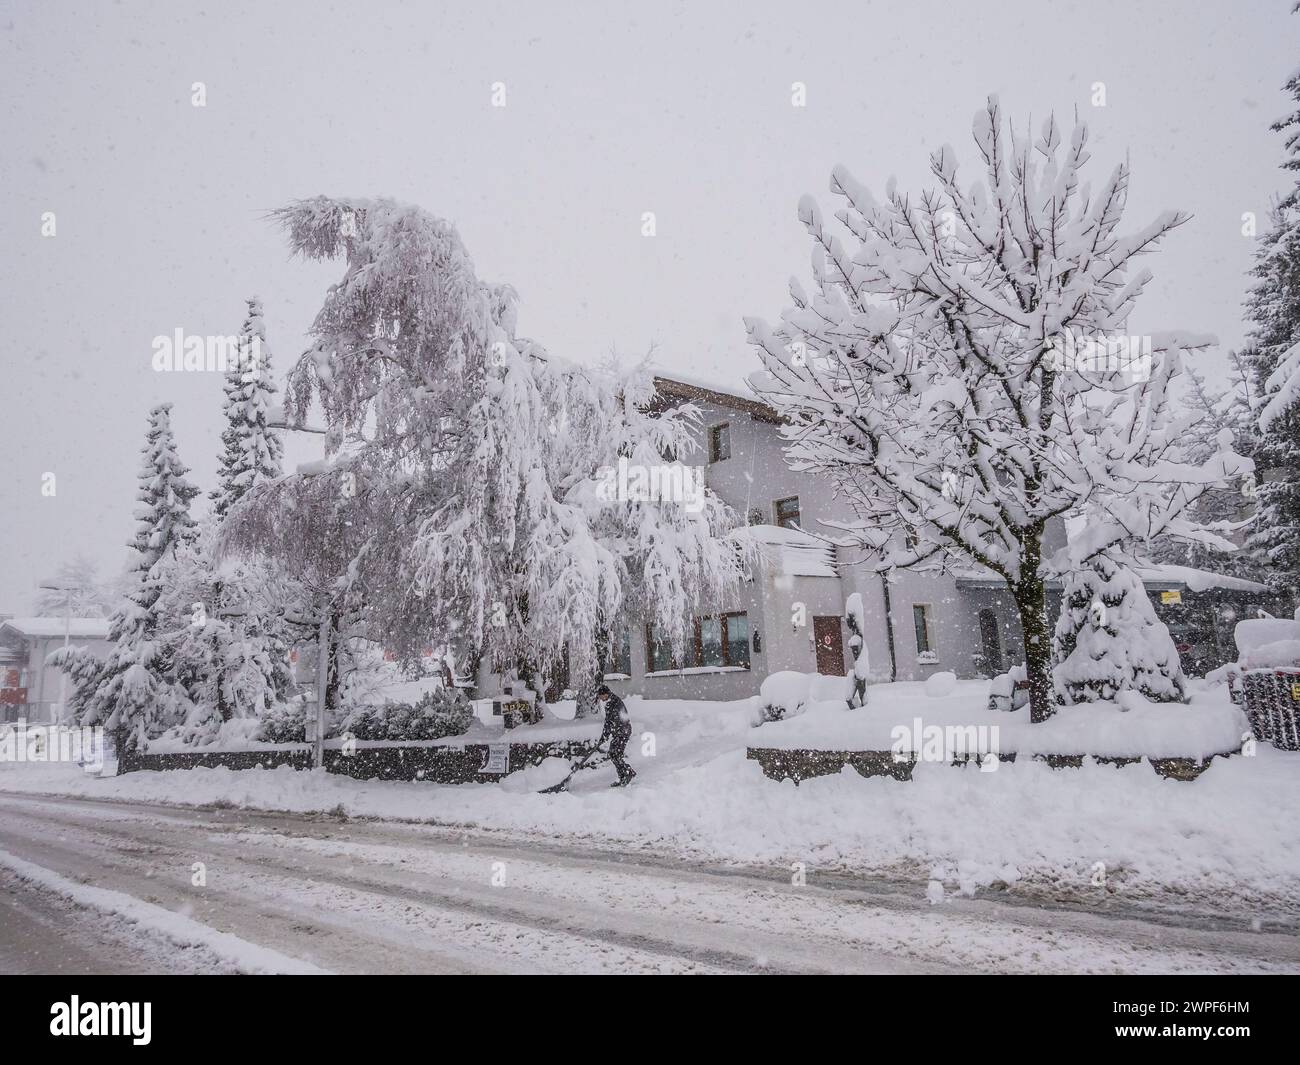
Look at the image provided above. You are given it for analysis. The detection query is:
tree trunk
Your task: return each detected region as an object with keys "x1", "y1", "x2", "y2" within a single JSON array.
[
  {"x1": 324, "y1": 608, "x2": 342, "y2": 716},
  {"x1": 1012, "y1": 529, "x2": 1055, "y2": 723},
  {"x1": 1012, "y1": 570, "x2": 1054, "y2": 723},
  {"x1": 574, "y1": 630, "x2": 608, "y2": 718}
]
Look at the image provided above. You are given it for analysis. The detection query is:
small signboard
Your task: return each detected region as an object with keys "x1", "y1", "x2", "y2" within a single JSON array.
[
  {"x1": 482, "y1": 742, "x2": 510, "y2": 775},
  {"x1": 1291, "y1": 683, "x2": 1300, "y2": 703},
  {"x1": 1160, "y1": 590, "x2": 1183, "y2": 605}
]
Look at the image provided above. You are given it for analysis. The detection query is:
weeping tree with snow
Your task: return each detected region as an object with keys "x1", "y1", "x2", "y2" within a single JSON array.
[
  {"x1": 1052, "y1": 549, "x2": 1187, "y2": 704},
  {"x1": 517, "y1": 360, "x2": 751, "y2": 713},
  {"x1": 55, "y1": 404, "x2": 200, "y2": 748},
  {"x1": 747, "y1": 97, "x2": 1248, "y2": 722},
  {"x1": 227, "y1": 196, "x2": 748, "y2": 710}
]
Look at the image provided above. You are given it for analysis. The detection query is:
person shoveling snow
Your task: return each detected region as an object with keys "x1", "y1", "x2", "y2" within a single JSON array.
[
  {"x1": 596, "y1": 685, "x2": 636, "y2": 787},
  {"x1": 539, "y1": 684, "x2": 636, "y2": 793}
]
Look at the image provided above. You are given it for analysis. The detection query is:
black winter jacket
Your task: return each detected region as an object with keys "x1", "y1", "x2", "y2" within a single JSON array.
[{"x1": 598, "y1": 692, "x2": 631, "y2": 742}]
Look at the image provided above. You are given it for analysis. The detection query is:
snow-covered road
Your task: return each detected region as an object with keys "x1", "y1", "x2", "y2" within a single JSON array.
[{"x1": 1, "y1": 792, "x2": 1296, "y2": 974}]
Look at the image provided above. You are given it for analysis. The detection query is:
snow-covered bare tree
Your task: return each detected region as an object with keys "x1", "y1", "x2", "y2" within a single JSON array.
[
  {"x1": 230, "y1": 196, "x2": 748, "y2": 709},
  {"x1": 220, "y1": 462, "x2": 374, "y2": 719},
  {"x1": 1052, "y1": 550, "x2": 1187, "y2": 704},
  {"x1": 57, "y1": 404, "x2": 200, "y2": 747},
  {"x1": 32, "y1": 554, "x2": 116, "y2": 618},
  {"x1": 747, "y1": 97, "x2": 1248, "y2": 721},
  {"x1": 211, "y1": 296, "x2": 284, "y2": 521}
]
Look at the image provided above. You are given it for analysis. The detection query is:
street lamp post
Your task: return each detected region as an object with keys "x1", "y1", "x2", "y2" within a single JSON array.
[{"x1": 37, "y1": 578, "x2": 76, "y2": 724}]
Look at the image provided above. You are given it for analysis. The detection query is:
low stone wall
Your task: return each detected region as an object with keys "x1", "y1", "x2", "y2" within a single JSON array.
[
  {"x1": 120, "y1": 748, "x2": 312, "y2": 774},
  {"x1": 120, "y1": 738, "x2": 592, "y2": 784},
  {"x1": 746, "y1": 747, "x2": 1227, "y2": 783}
]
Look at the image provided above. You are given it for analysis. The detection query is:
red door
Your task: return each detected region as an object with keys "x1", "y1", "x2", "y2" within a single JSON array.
[{"x1": 813, "y1": 617, "x2": 845, "y2": 675}]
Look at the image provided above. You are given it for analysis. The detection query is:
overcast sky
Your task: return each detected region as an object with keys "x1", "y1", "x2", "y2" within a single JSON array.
[{"x1": 1, "y1": 0, "x2": 1296, "y2": 611}]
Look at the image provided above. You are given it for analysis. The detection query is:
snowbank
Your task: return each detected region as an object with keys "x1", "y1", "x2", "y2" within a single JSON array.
[{"x1": 754, "y1": 680, "x2": 1246, "y2": 759}]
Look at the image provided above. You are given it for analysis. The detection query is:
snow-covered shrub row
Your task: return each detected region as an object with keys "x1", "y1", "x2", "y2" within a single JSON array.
[{"x1": 342, "y1": 689, "x2": 474, "y2": 742}]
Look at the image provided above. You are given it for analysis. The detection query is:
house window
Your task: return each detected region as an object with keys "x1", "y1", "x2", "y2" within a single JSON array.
[
  {"x1": 699, "y1": 616, "x2": 724, "y2": 666},
  {"x1": 645, "y1": 625, "x2": 676, "y2": 673},
  {"x1": 774, "y1": 496, "x2": 801, "y2": 530},
  {"x1": 602, "y1": 631, "x2": 632, "y2": 677},
  {"x1": 709, "y1": 423, "x2": 731, "y2": 463},
  {"x1": 723, "y1": 612, "x2": 750, "y2": 668},
  {"x1": 913, "y1": 604, "x2": 934, "y2": 656},
  {"x1": 646, "y1": 613, "x2": 751, "y2": 671}
]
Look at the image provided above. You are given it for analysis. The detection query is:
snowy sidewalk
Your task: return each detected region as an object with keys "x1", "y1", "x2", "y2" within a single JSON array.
[{"x1": 3, "y1": 685, "x2": 1298, "y2": 915}]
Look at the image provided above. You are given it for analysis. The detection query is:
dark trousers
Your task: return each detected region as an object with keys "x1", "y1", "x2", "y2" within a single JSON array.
[{"x1": 605, "y1": 724, "x2": 634, "y2": 783}]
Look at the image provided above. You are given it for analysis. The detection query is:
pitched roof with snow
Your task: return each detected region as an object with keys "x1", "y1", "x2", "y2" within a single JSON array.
[
  {"x1": 1134, "y1": 565, "x2": 1270, "y2": 594},
  {"x1": 0, "y1": 617, "x2": 111, "y2": 639},
  {"x1": 749, "y1": 524, "x2": 838, "y2": 578},
  {"x1": 653, "y1": 375, "x2": 781, "y2": 423}
]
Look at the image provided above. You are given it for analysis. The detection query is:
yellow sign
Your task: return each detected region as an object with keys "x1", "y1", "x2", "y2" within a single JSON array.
[
  {"x1": 1291, "y1": 683, "x2": 1300, "y2": 702},
  {"x1": 1160, "y1": 590, "x2": 1182, "y2": 605}
]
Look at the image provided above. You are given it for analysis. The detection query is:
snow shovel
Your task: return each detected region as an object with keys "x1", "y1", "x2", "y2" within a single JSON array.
[{"x1": 539, "y1": 741, "x2": 607, "y2": 794}]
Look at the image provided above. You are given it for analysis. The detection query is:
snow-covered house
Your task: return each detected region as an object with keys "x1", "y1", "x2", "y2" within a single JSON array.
[
  {"x1": 0, "y1": 616, "x2": 111, "y2": 724},
  {"x1": 586, "y1": 376, "x2": 1281, "y2": 704}
]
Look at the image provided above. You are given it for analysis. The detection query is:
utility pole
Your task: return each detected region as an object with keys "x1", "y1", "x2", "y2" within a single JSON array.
[{"x1": 286, "y1": 604, "x2": 332, "y2": 769}]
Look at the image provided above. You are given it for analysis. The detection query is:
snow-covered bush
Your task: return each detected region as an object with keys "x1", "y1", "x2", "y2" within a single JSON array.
[
  {"x1": 259, "y1": 701, "x2": 310, "y2": 744},
  {"x1": 1235, "y1": 615, "x2": 1300, "y2": 670},
  {"x1": 343, "y1": 689, "x2": 474, "y2": 741},
  {"x1": 757, "y1": 670, "x2": 815, "y2": 722},
  {"x1": 988, "y1": 665, "x2": 1029, "y2": 713},
  {"x1": 755, "y1": 671, "x2": 850, "y2": 722},
  {"x1": 1052, "y1": 554, "x2": 1186, "y2": 704},
  {"x1": 924, "y1": 671, "x2": 958, "y2": 698}
]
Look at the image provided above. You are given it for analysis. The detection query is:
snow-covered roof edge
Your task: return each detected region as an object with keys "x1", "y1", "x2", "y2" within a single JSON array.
[
  {"x1": 0, "y1": 617, "x2": 111, "y2": 639},
  {"x1": 654, "y1": 374, "x2": 782, "y2": 423}
]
